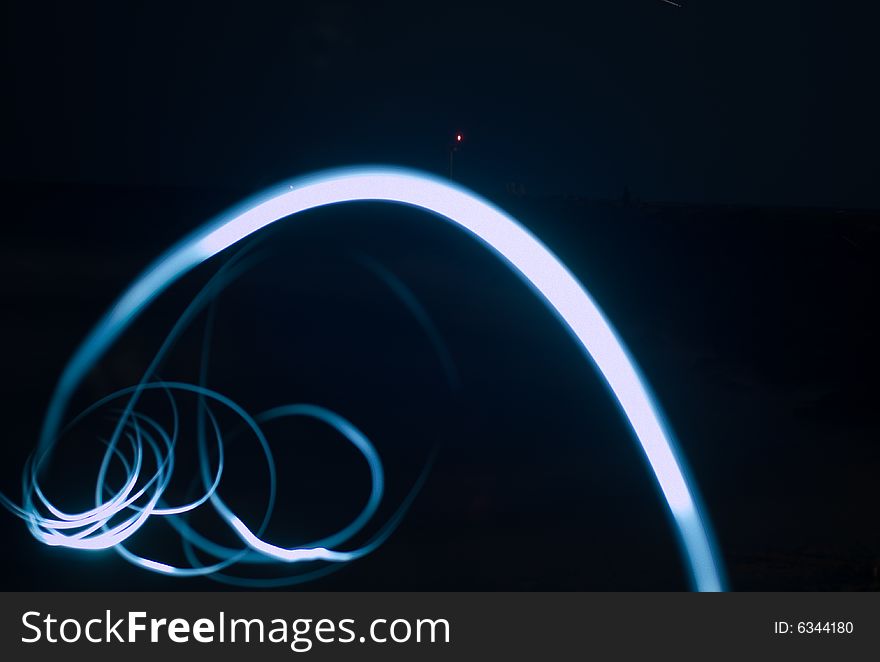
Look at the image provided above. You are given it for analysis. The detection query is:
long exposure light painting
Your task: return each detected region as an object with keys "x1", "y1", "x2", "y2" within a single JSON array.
[{"x1": 0, "y1": 167, "x2": 726, "y2": 591}]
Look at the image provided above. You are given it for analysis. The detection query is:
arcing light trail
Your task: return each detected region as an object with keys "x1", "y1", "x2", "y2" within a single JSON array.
[{"x1": 1, "y1": 167, "x2": 726, "y2": 591}]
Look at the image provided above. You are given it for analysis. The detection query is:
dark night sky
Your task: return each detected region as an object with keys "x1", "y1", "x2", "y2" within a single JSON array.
[{"x1": 2, "y1": 1, "x2": 878, "y2": 207}]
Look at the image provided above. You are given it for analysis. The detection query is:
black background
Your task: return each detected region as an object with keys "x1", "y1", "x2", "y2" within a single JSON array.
[{"x1": 1, "y1": 1, "x2": 878, "y2": 591}]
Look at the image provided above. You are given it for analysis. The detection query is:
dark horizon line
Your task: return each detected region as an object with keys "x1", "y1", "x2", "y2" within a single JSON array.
[{"x1": 2, "y1": 176, "x2": 879, "y2": 217}]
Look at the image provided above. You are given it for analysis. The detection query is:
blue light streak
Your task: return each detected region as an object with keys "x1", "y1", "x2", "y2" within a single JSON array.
[{"x1": 1, "y1": 166, "x2": 726, "y2": 590}]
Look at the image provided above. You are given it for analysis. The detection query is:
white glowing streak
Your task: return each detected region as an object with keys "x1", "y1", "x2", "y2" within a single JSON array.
[
  {"x1": 228, "y1": 516, "x2": 350, "y2": 563},
  {"x1": 40, "y1": 167, "x2": 724, "y2": 591}
]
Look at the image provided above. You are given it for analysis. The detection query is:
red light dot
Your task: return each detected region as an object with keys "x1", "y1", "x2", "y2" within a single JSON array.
[{"x1": 456, "y1": 134, "x2": 463, "y2": 142}]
